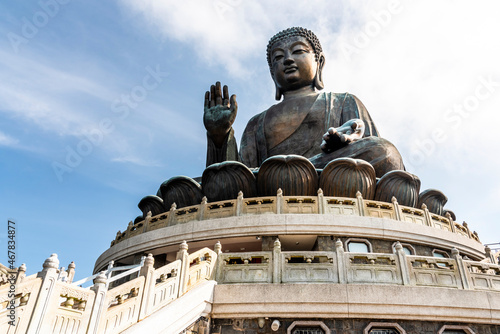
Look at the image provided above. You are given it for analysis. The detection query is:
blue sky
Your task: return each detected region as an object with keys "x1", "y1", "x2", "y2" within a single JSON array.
[{"x1": 1, "y1": 0, "x2": 499, "y2": 279}]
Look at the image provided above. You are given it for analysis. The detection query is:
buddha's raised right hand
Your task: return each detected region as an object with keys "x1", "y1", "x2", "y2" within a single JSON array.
[{"x1": 203, "y1": 82, "x2": 238, "y2": 147}]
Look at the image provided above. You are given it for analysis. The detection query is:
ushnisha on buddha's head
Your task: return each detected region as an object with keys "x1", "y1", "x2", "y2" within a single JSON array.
[{"x1": 266, "y1": 27, "x2": 326, "y2": 100}]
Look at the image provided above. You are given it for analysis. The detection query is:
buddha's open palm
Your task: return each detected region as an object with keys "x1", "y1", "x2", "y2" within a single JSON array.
[{"x1": 203, "y1": 82, "x2": 237, "y2": 145}]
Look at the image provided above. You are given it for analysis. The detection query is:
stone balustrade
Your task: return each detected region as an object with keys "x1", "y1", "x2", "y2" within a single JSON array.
[
  {"x1": 112, "y1": 190, "x2": 481, "y2": 247},
  {"x1": 2, "y1": 241, "x2": 497, "y2": 334},
  {"x1": 0, "y1": 245, "x2": 216, "y2": 334},
  {"x1": 215, "y1": 240, "x2": 500, "y2": 293}
]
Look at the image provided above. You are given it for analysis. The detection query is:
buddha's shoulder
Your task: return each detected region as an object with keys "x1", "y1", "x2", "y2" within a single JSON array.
[
  {"x1": 327, "y1": 92, "x2": 359, "y2": 101},
  {"x1": 245, "y1": 102, "x2": 281, "y2": 128}
]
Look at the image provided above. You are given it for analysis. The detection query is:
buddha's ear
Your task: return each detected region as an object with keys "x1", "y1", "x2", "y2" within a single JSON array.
[
  {"x1": 274, "y1": 81, "x2": 283, "y2": 101},
  {"x1": 314, "y1": 53, "x2": 325, "y2": 90}
]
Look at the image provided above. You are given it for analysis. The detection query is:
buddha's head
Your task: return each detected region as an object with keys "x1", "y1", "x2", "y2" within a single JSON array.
[{"x1": 267, "y1": 27, "x2": 325, "y2": 100}]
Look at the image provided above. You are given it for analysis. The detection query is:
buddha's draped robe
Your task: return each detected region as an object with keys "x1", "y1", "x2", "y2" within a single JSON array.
[{"x1": 206, "y1": 92, "x2": 403, "y2": 177}]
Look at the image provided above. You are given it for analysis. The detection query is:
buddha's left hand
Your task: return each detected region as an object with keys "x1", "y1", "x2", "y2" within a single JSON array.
[{"x1": 320, "y1": 119, "x2": 365, "y2": 153}]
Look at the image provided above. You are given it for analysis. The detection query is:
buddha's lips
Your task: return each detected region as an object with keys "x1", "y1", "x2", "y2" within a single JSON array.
[{"x1": 284, "y1": 66, "x2": 298, "y2": 74}]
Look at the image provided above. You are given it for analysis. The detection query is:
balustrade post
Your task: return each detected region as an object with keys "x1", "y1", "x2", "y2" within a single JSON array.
[
  {"x1": 125, "y1": 221, "x2": 133, "y2": 239},
  {"x1": 484, "y1": 246, "x2": 496, "y2": 264},
  {"x1": 26, "y1": 254, "x2": 60, "y2": 334},
  {"x1": 335, "y1": 239, "x2": 346, "y2": 284},
  {"x1": 452, "y1": 248, "x2": 471, "y2": 290},
  {"x1": 394, "y1": 242, "x2": 410, "y2": 285},
  {"x1": 236, "y1": 191, "x2": 244, "y2": 216},
  {"x1": 168, "y1": 203, "x2": 177, "y2": 226},
  {"x1": 446, "y1": 212, "x2": 456, "y2": 233},
  {"x1": 66, "y1": 261, "x2": 76, "y2": 284},
  {"x1": 138, "y1": 254, "x2": 155, "y2": 321},
  {"x1": 214, "y1": 241, "x2": 223, "y2": 281},
  {"x1": 463, "y1": 222, "x2": 472, "y2": 238},
  {"x1": 421, "y1": 204, "x2": 434, "y2": 227},
  {"x1": 15, "y1": 263, "x2": 26, "y2": 285},
  {"x1": 199, "y1": 197, "x2": 208, "y2": 221},
  {"x1": 143, "y1": 211, "x2": 152, "y2": 233},
  {"x1": 355, "y1": 191, "x2": 365, "y2": 216},
  {"x1": 276, "y1": 189, "x2": 283, "y2": 214},
  {"x1": 86, "y1": 272, "x2": 108, "y2": 334},
  {"x1": 273, "y1": 238, "x2": 281, "y2": 283},
  {"x1": 392, "y1": 197, "x2": 402, "y2": 221},
  {"x1": 317, "y1": 188, "x2": 325, "y2": 214},
  {"x1": 177, "y1": 241, "x2": 190, "y2": 296}
]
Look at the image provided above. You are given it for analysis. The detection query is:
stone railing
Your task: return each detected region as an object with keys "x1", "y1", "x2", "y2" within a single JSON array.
[
  {"x1": 215, "y1": 240, "x2": 500, "y2": 293},
  {"x1": 2, "y1": 240, "x2": 499, "y2": 333},
  {"x1": 0, "y1": 243, "x2": 216, "y2": 334},
  {"x1": 113, "y1": 190, "x2": 481, "y2": 246}
]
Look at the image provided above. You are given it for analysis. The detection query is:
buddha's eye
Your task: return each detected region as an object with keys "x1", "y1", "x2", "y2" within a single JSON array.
[
  {"x1": 293, "y1": 49, "x2": 307, "y2": 54},
  {"x1": 273, "y1": 55, "x2": 284, "y2": 62}
]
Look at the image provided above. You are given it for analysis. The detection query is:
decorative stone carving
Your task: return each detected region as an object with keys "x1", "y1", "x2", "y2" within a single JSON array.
[
  {"x1": 418, "y1": 189, "x2": 448, "y2": 215},
  {"x1": 158, "y1": 176, "x2": 204, "y2": 210},
  {"x1": 202, "y1": 161, "x2": 256, "y2": 202},
  {"x1": 257, "y1": 155, "x2": 318, "y2": 196},
  {"x1": 374, "y1": 170, "x2": 421, "y2": 207},
  {"x1": 138, "y1": 195, "x2": 164, "y2": 218},
  {"x1": 319, "y1": 158, "x2": 376, "y2": 199}
]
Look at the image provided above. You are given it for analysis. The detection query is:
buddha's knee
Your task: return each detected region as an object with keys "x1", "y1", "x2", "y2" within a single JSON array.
[{"x1": 355, "y1": 137, "x2": 405, "y2": 177}]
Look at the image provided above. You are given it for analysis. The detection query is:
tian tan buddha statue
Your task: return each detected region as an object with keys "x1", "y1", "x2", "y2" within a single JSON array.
[{"x1": 203, "y1": 27, "x2": 404, "y2": 177}]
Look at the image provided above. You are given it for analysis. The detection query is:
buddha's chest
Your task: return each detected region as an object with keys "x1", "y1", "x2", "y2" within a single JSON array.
[{"x1": 264, "y1": 96, "x2": 323, "y2": 149}]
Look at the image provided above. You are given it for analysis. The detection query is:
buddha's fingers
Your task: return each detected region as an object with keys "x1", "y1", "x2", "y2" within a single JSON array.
[
  {"x1": 215, "y1": 82, "x2": 223, "y2": 105},
  {"x1": 204, "y1": 91, "x2": 210, "y2": 108},
  {"x1": 229, "y1": 94, "x2": 238, "y2": 114},
  {"x1": 210, "y1": 85, "x2": 216, "y2": 108},
  {"x1": 223, "y1": 85, "x2": 229, "y2": 106}
]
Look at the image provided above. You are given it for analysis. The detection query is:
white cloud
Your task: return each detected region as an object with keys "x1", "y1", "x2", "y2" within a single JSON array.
[
  {"x1": 0, "y1": 49, "x2": 116, "y2": 137},
  {"x1": 0, "y1": 131, "x2": 19, "y2": 147}
]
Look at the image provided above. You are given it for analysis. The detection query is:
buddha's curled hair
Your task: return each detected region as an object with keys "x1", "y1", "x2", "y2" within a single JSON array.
[{"x1": 266, "y1": 27, "x2": 323, "y2": 69}]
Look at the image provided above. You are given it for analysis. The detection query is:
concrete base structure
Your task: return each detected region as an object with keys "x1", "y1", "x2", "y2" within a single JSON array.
[
  {"x1": 210, "y1": 318, "x2": 500, "y2": 334},
  {"x1": 212, "y1": 283, "x2": 500, "y2": 323}
]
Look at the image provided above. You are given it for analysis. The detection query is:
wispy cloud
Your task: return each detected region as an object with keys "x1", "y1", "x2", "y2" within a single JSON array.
[
  {"x1": 111, "y1": 155, "x2": 163, "y2": 167},
  {"x1": 0, "y1": 131, "x2": 19, "y2": 147}
]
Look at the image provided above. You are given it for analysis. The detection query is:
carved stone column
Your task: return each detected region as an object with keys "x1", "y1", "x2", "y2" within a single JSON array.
[
  {"x1": 139, "y1": 254, "x2": 155, "y2": 321},
  {"x1": 27, "y1": 254, "x2": 60, "y2": 334}
]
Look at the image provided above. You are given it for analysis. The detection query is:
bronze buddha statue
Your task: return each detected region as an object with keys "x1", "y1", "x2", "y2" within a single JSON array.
[{"x1": 203, "y1": 27, "x2": 404, "y2": 177}]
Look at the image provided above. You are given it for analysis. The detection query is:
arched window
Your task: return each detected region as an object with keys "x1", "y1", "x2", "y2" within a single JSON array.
[
  {"x1": 287, "y1": 321, "x2": 330, "y2": 334},
  {"x1": 438, "y1": 325, "x2": 476, "y2": 334},
  {"x1": 363, "y1": 322, "x2": 405, "y2": 334},
  {"x1": 345, "y1": 238, "x2": 372, "y2": 253},
  {"x1": 292, "y1": 327, "x2": 325, "y2": 334}
]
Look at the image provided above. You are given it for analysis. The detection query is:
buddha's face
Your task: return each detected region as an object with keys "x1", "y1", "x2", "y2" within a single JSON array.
[{"x1": 270, "y1": 36, "x2": 318, "y2": 93}]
